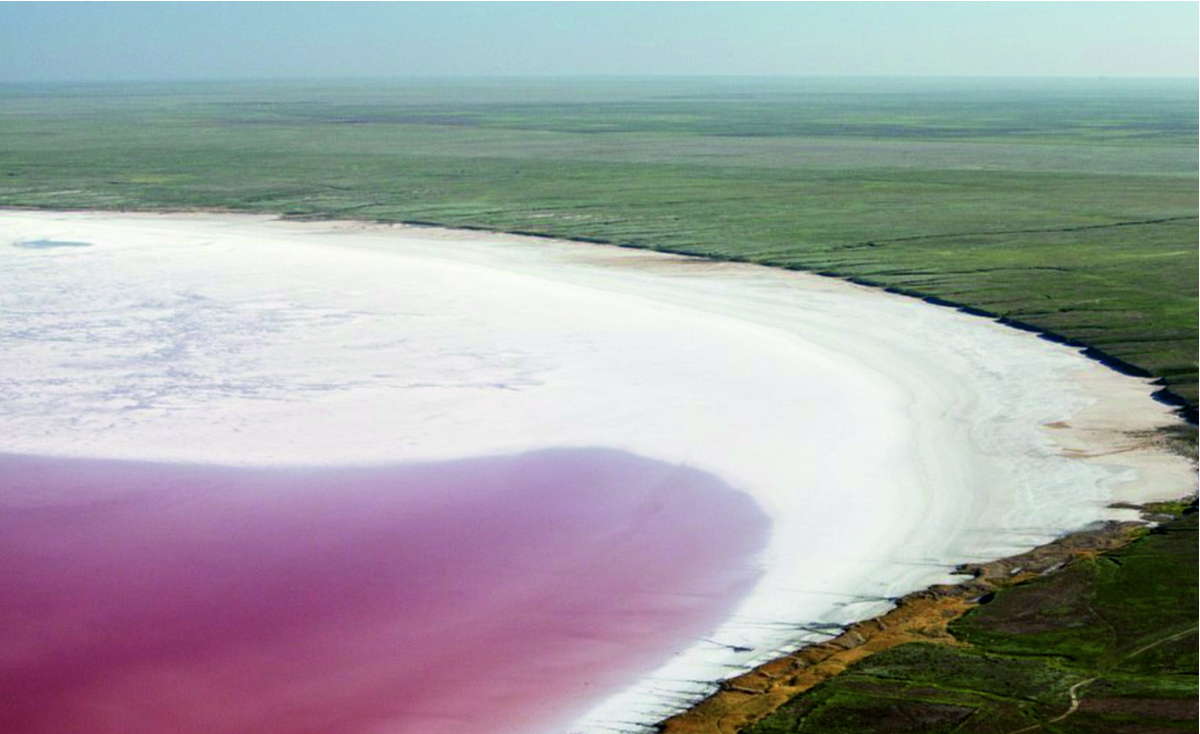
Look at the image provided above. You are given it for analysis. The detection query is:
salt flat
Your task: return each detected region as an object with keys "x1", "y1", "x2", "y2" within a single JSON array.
[{"x1": 0, "y1": 210, "x2": 1193, "y2": 733}]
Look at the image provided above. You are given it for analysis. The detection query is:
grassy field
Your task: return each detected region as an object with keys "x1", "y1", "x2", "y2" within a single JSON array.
[
  {"x1": 747, "y1": 503, "x2": 1198, "y2": 734},
  {"x1": 0, "y1": 77, "x2": 1196, "y2": 411},
  {"x1": 1, "y1": 79, "x2": 1196, "y2": 733}
]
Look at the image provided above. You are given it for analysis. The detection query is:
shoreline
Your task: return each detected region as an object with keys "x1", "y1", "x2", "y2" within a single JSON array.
[
  {"x1": 4, "y1": 207, "x2": 1195, "y2": 734},
  {"x1": 655, "y1": 499, "x2": 1193, "y2": 733},
  {"x1": 5, "y1": 203, "x2": 1195, "y2": 423}
]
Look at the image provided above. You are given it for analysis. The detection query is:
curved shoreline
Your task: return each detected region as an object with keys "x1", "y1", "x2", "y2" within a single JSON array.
[
  {"x1": 4, "y1": 206, "x2": 1195, "y2": 734},
  {"x1": 5, "y1": 205, "x2": 1195, "y2": 425},
  {"x1": 655, "y1": 502, "x2": 1191, "y2": 733},
  {"x1": 340, "y1": 213, "x2": 1198, "y2": 424}
]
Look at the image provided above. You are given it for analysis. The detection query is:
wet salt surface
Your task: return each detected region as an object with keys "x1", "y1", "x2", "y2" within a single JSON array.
[
  {"x1": 0, "y1": 449, "x2": 768, "y2": 734},
  {"x1": 12, "y1": 239, "x2": 93, "y2": 249}
]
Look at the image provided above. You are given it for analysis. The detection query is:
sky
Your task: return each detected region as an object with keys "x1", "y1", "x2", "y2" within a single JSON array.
[{"x1": 1, "y1": 2, "x2": 1196, "y2": 83}]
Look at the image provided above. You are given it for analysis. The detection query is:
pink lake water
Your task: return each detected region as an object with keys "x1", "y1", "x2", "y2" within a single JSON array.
[{"x1": 0, "y1": 448, "x2": 768, "y2": 734}]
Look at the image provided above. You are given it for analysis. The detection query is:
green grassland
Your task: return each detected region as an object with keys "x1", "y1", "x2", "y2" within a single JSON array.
[
  {"x1": 0, "y1": 78, "x2": 1196, "y2": 410},
  {"x1": 1, "y1": 79, "x2": 1196, "y2": 733},
  {"x1": 747, "y1": 504, "x2": 1198, "y2": 734}
]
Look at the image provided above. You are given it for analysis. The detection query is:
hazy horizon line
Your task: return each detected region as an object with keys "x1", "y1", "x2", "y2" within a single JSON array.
[{"x1": 4, "y1": 73, "x2": 1198, "y2": 86}]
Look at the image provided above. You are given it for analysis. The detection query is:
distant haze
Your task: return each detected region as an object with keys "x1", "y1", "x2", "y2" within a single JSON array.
[{"x1": 1, "y1": 2, "x2": 1196, "y2": 83}]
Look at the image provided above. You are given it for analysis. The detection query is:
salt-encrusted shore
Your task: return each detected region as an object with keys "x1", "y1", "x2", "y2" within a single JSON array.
[{"x1": 1, "y1": 211, "x2": 1194, "y2": 734}]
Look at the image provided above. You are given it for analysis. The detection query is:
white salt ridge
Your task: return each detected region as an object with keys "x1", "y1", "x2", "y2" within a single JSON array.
[{"x1": 1, "y1": 211, "x2": 1193, "y2": 734}]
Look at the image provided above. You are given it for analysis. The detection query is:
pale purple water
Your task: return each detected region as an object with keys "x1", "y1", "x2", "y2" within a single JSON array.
[{"x1": 0, "y1": 448, "x2": 768, "y2": 734}]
